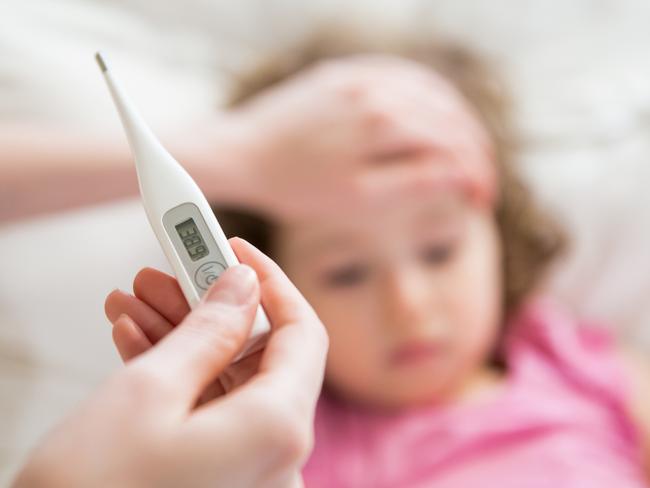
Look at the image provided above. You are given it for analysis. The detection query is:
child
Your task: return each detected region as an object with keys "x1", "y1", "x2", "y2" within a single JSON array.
[{"x1": 105, "y1": 34, "x2": 650, "y2": 486}]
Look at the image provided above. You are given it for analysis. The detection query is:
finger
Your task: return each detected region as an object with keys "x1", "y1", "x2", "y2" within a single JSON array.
[
  {"x1": 357, "y1": 162, "x2": 468, "y2": 206},
  {"x1": 132, "y1": 267, "x2": 190, "y2": 325},
  {"x1": 197, "y1": 350, "x2": 263, "y2": 406},
  {"x1": 196, "y1": 380, "x2": 226, "y2": 406},
  {"x1": 133, "y1": 264, "x2": 260, "y2": 410},
  {"x1": 218, "y1": 349, "x2": 263, "y2": 393},
  {"x1": 112, "y1": 314, "x2": 152, "y2": 362},
  {"x1": 198, "y1": 238, "x2": 328, "y2": 421},
  {"x1": 230, "y1": 237, "x2": 319, "y2": 328},
  {"x1": 111, "y1": 311, "x2": 230, "y2": 403},
  {"x1": 105, "y1": 289, "x2": 175, "y2": 344}
]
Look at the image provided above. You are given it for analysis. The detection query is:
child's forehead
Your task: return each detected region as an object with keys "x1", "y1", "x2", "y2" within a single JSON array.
[
  {"x1": 285, "y1": 56, "x2": 498, "y2": 210},
  {"x1": 278, "y1": 191, "x2": 468, "y2": 257},
  {"x1": 304, "y1": 54, "x2": 462, "y2": 100}
]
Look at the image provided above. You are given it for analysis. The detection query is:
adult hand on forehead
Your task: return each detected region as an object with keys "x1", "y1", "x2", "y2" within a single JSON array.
[
  {"x1": 218, "y1": 54, "x2": 495, "y2": 222},
  {"x1": 14, "y1": 238, "x2": 328, "y2": 488}
]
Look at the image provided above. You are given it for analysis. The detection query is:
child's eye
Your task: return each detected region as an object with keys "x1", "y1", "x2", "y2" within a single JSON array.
[
  {"x1": 322, "y1": 264, "x2": 369, "y2": 288},
  {"x1": 420, "y1": 242, "x2": 455, "y2": 266}
]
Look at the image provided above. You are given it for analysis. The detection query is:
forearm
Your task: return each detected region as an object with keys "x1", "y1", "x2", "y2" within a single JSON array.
[
  {"x1": 0, "y1": 124, "x2": 127, "y2": 221},
  {"x1": 0, "y1": 118, "x2": 257, "y2": 223}
]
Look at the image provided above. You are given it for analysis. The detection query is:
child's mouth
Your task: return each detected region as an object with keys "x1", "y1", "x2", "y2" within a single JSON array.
[{"x1": 389, "y1": 340, "x2": 445, "y2": 367}]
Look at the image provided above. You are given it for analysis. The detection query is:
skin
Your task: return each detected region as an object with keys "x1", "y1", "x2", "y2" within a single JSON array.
[
  {"x1": 101, "y1": 57, "x2": 650, "y2": 479},
  {"x1": 106, "y1": 193, "x2": 505, "y2": 412},
  {"x1": 276, "y1": 191, "x2": 504, "y2": 409},
  {"x1": 1, "y1": 56, "x2": 469, "y2": 223},
  {"x1": 619, "y1": 348, "x2": 650, "y2": 473},
  {"x1": 106, "y1": 57, "x2": 506, "y2": 412},
  {"x1": 14, "y1": 238, "x2": 329, "y2": 488}
]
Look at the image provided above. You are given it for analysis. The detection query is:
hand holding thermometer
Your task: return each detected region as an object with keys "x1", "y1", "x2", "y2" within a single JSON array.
[{"x1": 95, "y1": 52, "x2": 269, "y2": 359}]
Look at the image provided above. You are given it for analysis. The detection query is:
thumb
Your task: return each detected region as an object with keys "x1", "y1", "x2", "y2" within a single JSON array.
[{"x1": 134, "y1": 264, "x2": 259, "y2": 408}]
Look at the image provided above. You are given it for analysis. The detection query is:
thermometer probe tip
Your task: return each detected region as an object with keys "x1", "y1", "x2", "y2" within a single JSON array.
[{"x1": 95, "y1": 52, "x2": 108, "y2": 73}]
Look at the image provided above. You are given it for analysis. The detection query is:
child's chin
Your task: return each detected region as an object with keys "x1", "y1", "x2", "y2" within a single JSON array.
[
  {"x1": 362, "y1": 381, "x2": 451, "y2": 411},
  {"x1": 393, "y1": 389, "x2": 450, "y2": 409},
  {"x1": 325, "y1": 370, "x2": 453, "y2": 411},
  {"x1": 382, "y1": 373, "x2": 457, "y2": 409}
]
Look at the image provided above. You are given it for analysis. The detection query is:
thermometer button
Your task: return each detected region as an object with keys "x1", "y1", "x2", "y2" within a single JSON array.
[{"x1": 194, "y1": 261, "x2": 226, "y2": 290}]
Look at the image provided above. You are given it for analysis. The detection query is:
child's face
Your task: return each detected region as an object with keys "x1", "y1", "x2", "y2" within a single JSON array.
[
  {"x1": 264, "y1": 57, "x2": 502, "y2": 409},
  {"x1": 277, "y1": 191, "x2": 503, "y2": 409}
]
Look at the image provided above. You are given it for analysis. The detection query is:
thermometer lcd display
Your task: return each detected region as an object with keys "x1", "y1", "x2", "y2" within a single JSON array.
[{"x1": 175, "y1": 218, "x2": 209, "y2": 261}]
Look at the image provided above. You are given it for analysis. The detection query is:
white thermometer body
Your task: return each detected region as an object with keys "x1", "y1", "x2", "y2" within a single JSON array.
[{"x1": 96, "y1": 53, "x2": 269, "y2": 359}]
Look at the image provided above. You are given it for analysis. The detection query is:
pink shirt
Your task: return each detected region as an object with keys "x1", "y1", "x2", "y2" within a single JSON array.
[{"x1": 303, "y1": 301, "x2": 646, "y2": 487}]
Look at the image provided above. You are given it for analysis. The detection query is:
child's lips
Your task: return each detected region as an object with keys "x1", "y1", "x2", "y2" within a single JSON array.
[{"x1": 389, "y1": 340, "x2": 445, "y2": 366}]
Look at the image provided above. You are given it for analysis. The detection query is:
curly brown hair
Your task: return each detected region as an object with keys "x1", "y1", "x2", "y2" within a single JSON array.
[{"x1": 212, "y1": 30, "x2": 567, "y2": 320}]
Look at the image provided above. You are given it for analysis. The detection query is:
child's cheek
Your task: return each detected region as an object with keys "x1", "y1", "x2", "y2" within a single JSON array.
[
  {"x1": 445, "y1": 210, "x2": 503, "y2": 380},
  {"x1": 318, "y1": 300, "x2": 387, "y2": 398}
]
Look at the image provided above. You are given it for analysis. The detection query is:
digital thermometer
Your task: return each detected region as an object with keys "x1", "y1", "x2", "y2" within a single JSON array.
[{"x1": 95, "y1": 52, "x2": 269, "y2": 359}]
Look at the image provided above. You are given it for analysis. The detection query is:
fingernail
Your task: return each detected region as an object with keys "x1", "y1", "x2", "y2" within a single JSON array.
[
  {"x1": 110, "y1": 313, "x2": 130, "y2": 328},
  {"x1": 116, "y1": 313, "x2": 131, "y2": 324},
  {"x1": 205, "y1": 264, "x2": 256, "y2": 306}
]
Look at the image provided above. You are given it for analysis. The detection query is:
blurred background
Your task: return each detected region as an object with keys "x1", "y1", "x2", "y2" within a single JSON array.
[{"x1": 2, "y1": 0, "x2": 650, "y2": 483}]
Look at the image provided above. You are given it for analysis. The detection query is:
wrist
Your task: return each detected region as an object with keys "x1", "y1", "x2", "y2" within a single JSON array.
[{"x1": 170, "y1": 113, "x2": 264, "y2": 211}]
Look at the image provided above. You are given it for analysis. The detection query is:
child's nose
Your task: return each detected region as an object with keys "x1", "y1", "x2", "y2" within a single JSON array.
[{"x1": 379, "y1": 265, "x2": 434, "y2": 333}]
